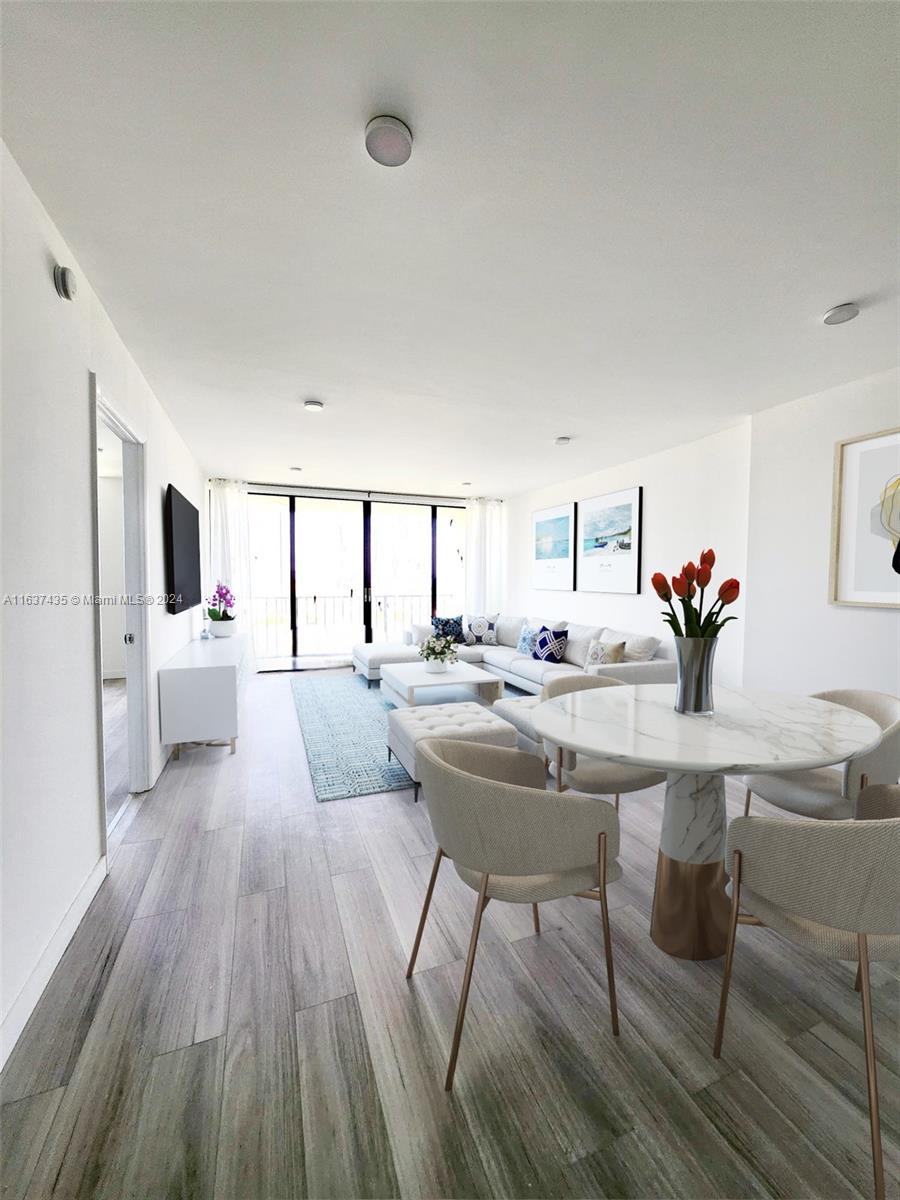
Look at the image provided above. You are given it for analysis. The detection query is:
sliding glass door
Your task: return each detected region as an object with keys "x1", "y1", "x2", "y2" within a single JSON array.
[
  {"x1": 294, "y1": 498, "x2": 365, "y2": 655},
  {"x1": 248, "y1": 491, "x2": 467, "y2": 666}
]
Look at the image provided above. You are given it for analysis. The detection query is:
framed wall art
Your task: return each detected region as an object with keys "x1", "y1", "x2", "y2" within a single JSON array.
[
  {"x1": 532, "y1": 502, "x2": 576, "y2": 591},
  {"x1": 576, "y1": 486, "x2": 642, "y2": 594},
  {"x1": 829, "y1": 427, "x2": 900, "y2": 608}
]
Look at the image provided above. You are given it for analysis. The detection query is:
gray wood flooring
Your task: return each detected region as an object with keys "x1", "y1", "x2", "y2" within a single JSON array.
[
  {"x1": 102, "y1": 678, "x2": 130, "y2": 829},
  {"x1": 2, "y1": 670, "x2": 898, "y2": 1199}
]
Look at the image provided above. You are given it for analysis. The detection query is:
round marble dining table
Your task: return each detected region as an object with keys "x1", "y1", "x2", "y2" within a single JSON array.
[{"x1": 531, "y1": 684, "x2": 883, "y2": 960}]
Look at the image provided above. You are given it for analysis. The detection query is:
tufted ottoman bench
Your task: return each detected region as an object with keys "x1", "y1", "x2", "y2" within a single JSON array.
[{"x1": 387, "y1": 702, "x2": 517, "y2": 801}]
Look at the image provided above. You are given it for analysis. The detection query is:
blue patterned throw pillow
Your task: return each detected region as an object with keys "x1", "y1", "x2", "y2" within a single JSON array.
[
  {"x1": 533, "y1": 626, "x2": 568, "y2": 664},
  {"x1": 516, "y1": 622, "x2": 541, "y2": 655},
  {"x1": 465, "y1": 615, "x2": 498, "y2": 646},
  {"x1": 432, "y1": 614, "x2": 465, "y2": 644}
]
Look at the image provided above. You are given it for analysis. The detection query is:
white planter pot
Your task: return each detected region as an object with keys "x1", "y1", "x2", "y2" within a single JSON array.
[
  {"x1": 210, "y1": 619, "x2": 237, "y2": 638},
  {"x1": 423, "y1": 659, "x2": 448, "y2": 673}
]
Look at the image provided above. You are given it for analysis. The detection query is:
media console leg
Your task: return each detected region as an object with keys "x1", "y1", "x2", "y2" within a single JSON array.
[{"x1": 230, "y1": 737, "x2": 236, "y2": 755}]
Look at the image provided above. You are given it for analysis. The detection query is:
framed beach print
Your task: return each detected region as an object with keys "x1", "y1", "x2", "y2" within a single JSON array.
[
  {"x1": 577, "y1": 486, "x2": 642, "y2": 594},
  {"x1": 829, "y1": 427, "x2": 900, "y2": 608},
  {"x1": 532, "y1": 502, "x2": 576, "y2": 590}
]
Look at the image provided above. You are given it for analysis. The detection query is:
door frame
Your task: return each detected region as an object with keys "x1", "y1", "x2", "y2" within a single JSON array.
[{"x1": 90, "y1": 374, "x2": 153, "y2": 853}]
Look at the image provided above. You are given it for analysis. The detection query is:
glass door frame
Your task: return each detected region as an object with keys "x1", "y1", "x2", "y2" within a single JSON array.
[{"x1": 249, "y1": 486, "x2": 466, "y2": 657}]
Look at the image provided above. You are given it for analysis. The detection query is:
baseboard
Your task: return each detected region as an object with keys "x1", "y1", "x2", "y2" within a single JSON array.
[{"x1": 0, "y1": 855, "x2": 108, "y2": 1069}]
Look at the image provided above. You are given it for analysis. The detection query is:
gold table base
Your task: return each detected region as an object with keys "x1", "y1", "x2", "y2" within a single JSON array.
[{"x1": 650, "y1": 851, "x2": 731, "y2": 960}]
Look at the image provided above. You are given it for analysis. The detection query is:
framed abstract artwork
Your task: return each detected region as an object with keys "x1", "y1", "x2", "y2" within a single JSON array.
[
  {"x1": 576, "y1": 486, "x2": 642, "y2": 594},
  {"x1": 829, "y1": 427, "x2": 900, "y2": 608},
  {"x1": 532, "y1": 502, "x2": 576, "y2": 590}
]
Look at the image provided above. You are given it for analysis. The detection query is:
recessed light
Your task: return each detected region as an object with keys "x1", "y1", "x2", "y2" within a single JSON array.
[
  {"x1": 304, "y1": 399, "x2": 325, "y2": 413},
  {"x1": 554, "y1": 436, "x2": 571, "y2": 446},
  {"x1": 461, "y1": 481, "x2": 472, "y2": 487},
  {"x1": 365, "y1": 116, "x2": 413, "y2": 167},
  {"x1": 823, "y1": 302, "x2": 860, "y2": 325},
  {"x1": 290, "y1": 466, "x2": 303, "y2": 472}
]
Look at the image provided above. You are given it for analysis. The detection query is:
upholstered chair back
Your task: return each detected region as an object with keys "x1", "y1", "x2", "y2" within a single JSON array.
[
  {"x1": 813, "y1": 690, "x2": 900, "y2": 795},
  {"x1": 856, "y1": 783, "x2": 900, "y2": 821},
  {"x1": 541, "y1": 673, "x2": 625, "y2": 768},
  {"x1": 726, "y1": 815, "x2": 900, "y2": 942},
  {"x1": 417, "y1": 738, "x2": 619, "y2": 878}
]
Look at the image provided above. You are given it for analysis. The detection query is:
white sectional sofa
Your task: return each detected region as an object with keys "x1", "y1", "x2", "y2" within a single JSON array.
[{"x1": 352, "y1": 614, "x2": 676, "y2": 694}]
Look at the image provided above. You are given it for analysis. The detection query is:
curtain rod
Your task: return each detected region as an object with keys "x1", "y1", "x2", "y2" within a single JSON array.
[{"x1": 243, "y1": 481, "x2": 474, "y2": 506}]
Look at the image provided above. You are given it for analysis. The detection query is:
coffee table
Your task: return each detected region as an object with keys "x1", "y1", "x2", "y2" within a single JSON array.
[{"x1": 380, "y1": 661, "x2": 504, "y2": 708}]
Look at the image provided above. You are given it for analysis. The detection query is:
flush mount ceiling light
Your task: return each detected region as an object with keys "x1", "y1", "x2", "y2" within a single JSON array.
[
  {"x1": 289, "y1": 466, "x2": 303, "y2": 472},
  {"x1": 461, "y1": 481, "x2": 472, "y2": 487},
  {"x1": 365, "y1": 116, "x2": 413, "y2": 167},
  {"x1": 303, "y1": 399, "x2": 325, "y2": 413},
  {"x1": 823, "y1": 302, "x2": 860, "y2": 325},
  {"x1": 554, "y1": 436, "x2": 571, "y2": 446}
]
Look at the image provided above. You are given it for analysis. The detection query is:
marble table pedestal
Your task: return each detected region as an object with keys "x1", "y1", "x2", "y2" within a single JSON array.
[{"x1": 651, "y1": 771, "x2": 730, "y2": 959}]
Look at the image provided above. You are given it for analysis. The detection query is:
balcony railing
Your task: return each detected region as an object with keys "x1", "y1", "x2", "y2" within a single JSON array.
[{"x1": 249, "y1": 593, "x2": 461, "y2": 659}]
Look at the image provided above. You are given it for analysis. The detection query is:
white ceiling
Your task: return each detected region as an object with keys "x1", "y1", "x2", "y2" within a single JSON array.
[{"x1": 3, "y1": 3, "x2": 897, "y2": 497}]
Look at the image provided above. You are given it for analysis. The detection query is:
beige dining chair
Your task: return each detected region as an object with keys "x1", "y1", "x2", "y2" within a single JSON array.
[
  {"x1": 742, "y1": 690, "x2": 900, "y2": 819},
  {"x1": 409, "y1": 738, "x2": 622, "y2": 1091},
  {"x1": 713, "y1": 811, "x2": 900, "y2": 1200},
  {"x1": 542, "y1": 674, "x2": 666, "y2": 808}
]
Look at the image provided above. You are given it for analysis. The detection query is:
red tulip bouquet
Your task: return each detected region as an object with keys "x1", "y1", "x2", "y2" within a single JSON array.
[{"x1": 651, "y1": 549, "x2": 740, "y2": 639}]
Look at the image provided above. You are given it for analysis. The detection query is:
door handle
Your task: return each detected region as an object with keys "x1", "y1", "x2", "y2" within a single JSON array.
[{"x1": 124, "y1": 633, "x2": 135, "y2": 645}]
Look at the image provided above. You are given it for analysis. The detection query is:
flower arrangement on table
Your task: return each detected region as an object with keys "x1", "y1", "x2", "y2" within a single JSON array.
[
  {"x1": 651, "y1": 549, "x2": 741, "y2": 714},
  {"x1": 207, "y1": 581, "x2": 236, "y2": 624},
  {"x1": 418, "y1": 633, "x2": 459, "y2": 671},
  {"x1": 651, "y1": 549, "x2": 740, "y2": 638}
]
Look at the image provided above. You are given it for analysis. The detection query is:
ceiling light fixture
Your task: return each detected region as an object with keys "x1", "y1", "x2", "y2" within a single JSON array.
[
  {"x1": 365, "y1": 116, "x2": 413, "y2": 167},
  {"x1": 303, "y1": 399, "x2": 325, "y2": 413},
  {"x1": 823, "y1": 302, "x2": 860, "y2": 325},
  {"x1": 290, "y1": 466, "x2": 303, "y2": 472},
  {"x1": 554, "y1": 436, "x2": 571, "y2": 446},
  {"x1": 461, "y1": 481, "x2": 472, "y2": 487}
]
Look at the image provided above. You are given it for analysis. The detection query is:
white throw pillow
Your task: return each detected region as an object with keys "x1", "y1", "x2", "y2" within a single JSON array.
[
  {"x1": 411, "y1": 622, "x2": 433, "y2": 645},
  {"x1": 600, "y1": 628, "x2": 660, "y2": 663},
  {"x1": 585, "y1": 637, "x2": 626, "y2": 667},
  {"x1": 563, "y1": 623, "x2": 604, "y2": 667},
  {"x1": 495, "y1": 615, "x2": 525, "y2": 647}
]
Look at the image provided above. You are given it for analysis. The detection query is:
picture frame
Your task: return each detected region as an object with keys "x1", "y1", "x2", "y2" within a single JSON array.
[
  {"x1": 532, "y1": 502, "x2": 576, "y2": 591},
  {"x1": 576, "y1": 486, "x2": 643, "y2": 594},
  {"x1": 829, "y1": 426, "x2": 900, "y2": 609}
]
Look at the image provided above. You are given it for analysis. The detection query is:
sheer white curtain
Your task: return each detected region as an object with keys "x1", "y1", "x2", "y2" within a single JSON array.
[
  {"x1": 209, "y1": 479, "x2": 256, "y2": 669},
  {"x1": 464, "y1": 498, "x2": 505, "y2": 617}
]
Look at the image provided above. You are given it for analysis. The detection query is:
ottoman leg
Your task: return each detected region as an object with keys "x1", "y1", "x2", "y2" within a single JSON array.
[{"x1": 414, "y1": 782, "x2": 420, "y2": 803}]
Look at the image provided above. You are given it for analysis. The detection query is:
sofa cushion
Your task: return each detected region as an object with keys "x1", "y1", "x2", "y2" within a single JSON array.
[
  {"x1": 563, "y1": 623, "x2": 604, "y2": 667},
  {"x1": 432, "y1": 614, "x2": 465, "y2": 643},
  {"x1": 410, "y1": 622, "x2": 432, "y2": 645},
  {"x1": 464, "y1": 614, "x2": 499, "y2": 646},
  {"x1": 586, "y1": 637, "x2": 626, "y2": 666},
  {"x1": 600, "y1": 627, "x2": 661, "y2": 663},
  {"x1": 456, "y1": 644, "x2": 486, "y2": 663},
  {"x1": 533, "y1": 626, "x2": 568, "y2": 664},
  {"x1": 491, "y1": 694, "x2": 542, "y2": 741},
  {"x1": 495, "y1": 615, "x2": 525, "y2": 648},
  {"x1": 353, "y1": 642, "x2": 422, "y2": 670},
  {"x1": 508, "y1": 656, "x2": 579, "y2": 686},
  {"x1": 481, "y1": 645, "x2": 521, "y2": 670}
]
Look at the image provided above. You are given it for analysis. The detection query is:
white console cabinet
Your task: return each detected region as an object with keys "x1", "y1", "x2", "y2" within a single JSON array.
[{"x1": 159, "y1": 633, "x2": 248, "y2": 757}]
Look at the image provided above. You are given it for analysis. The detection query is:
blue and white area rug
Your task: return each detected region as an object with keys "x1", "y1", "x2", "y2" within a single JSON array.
[{"x1": 290, "y1": 674, "x2": 412, "y2": 802}]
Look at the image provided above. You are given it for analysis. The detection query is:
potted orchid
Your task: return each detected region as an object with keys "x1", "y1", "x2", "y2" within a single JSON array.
[
  {"x1": 418, "y1": 633, "x2": 459, "y2": 674},
  {"x1": 207, "y1": 581, "x2": 237, "y2": 637},
  {"x1": 651, "y1": 549, "x2": 740, "y2": 715}
]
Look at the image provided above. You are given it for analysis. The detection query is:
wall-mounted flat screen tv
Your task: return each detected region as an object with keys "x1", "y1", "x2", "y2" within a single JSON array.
[{"x1": 163, "y1": 484, "x2": 202, "y2": 614}]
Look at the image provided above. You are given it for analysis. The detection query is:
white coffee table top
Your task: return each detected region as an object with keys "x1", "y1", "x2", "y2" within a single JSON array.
[
  {"x1": 532, "y1": 684, "x2": 882, "y2": 775},
  {"x1": 381, "y1": 660, "x2": 496, "y2": 687}
]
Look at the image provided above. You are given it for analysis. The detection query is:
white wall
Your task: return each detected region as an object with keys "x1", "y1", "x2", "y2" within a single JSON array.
[
  {"x1": 98, "y1": 476, "x2": 126, "y2": 678},
  {"x1": 0, "y1": 144, "x2": 205, "y2": 1061},
  {"x1": 503, "y1": 423, "x2": 752, "y2": 686},
  {"x1": 743, "y1": 369, "x2": 900, "y2": 694}
]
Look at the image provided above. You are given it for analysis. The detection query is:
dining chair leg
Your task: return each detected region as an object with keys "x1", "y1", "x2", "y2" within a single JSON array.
[
  {"x1": 406, "y1": 848, "x2": 444, "y2": 979},
  {"x1": 743, "y1": 788, "x2": 752, "y2": 816},
  {"x1": 532, "y1": 903, "x2": 541, "y2": 934},
  {"x1": 858, "y1": 933, "x2": 885, "y2": 1200},
  {"x1": 555, "y1": 747, "x2": 564, "y2": 793},
  {"x1": 714, "y1": 849, "x2": 742, "y2": 1058},
  {"x1": 597, "y1": 832, "x2": 619, "y2": 1037},
  {"x1": 445, "y1": 873, "x2": 490, "y2": 1091}
]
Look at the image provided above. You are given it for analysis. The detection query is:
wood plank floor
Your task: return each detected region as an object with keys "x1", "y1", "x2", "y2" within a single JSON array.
[{"x1": 3, "y1": 670, "x2": 898, "y2": 1199}]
